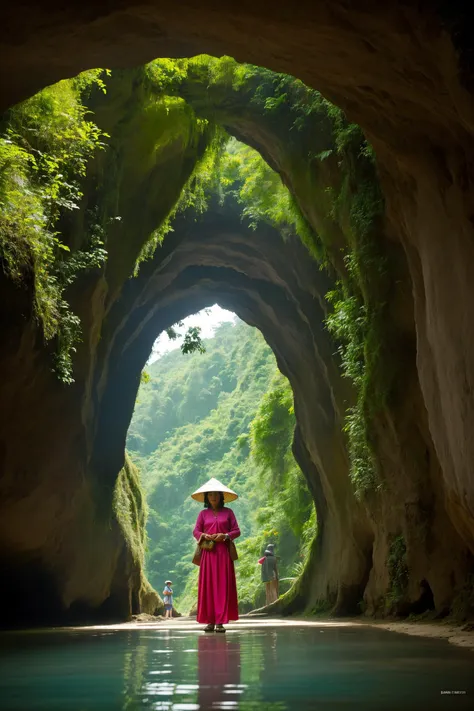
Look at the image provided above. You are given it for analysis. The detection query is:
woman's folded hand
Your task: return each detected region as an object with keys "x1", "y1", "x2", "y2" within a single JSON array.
[{"x1": 214, "y1": 533, "x2": 227, "y2": 542}]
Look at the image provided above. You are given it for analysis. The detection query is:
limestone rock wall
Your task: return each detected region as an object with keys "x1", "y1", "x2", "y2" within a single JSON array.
[
  {"x1": 161, "y1": 60, "x2": 474, "y2": 616},
  {"x1": 0, "y1": 270, "x2": 163, "y2": 623},
  {"x1": 1, "y1": 1, "x2": 474, "y2": 622},
  {"x1": 0, "y1": 70, "x2": 209, "y2": 625}
]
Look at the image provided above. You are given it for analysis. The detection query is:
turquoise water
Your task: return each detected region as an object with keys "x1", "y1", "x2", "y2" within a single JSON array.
[{"x1": 0, "y1": 622, "x2": 473, "y2": 709}]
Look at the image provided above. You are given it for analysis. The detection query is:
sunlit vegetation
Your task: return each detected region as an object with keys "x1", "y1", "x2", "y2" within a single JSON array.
[
  {"x1": 113, "y1": 453, "x2": 161, "y2": 613},
  {"x1": 113, "y1": 452, "x2": 148, "y2": 567},
  {"x1": 0, "y1": 71, "x2": 109, "y2": 382},
  {"x1": 127, "y1": 320, "x2": 315, "y2": 612}
]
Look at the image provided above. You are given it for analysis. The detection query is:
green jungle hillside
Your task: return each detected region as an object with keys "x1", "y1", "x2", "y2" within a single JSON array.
[{"x1": 127, "y1": 318, "x2": 316, "y2": 612}]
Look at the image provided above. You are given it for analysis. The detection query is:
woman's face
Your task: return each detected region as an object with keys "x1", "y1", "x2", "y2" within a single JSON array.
[{"x1": 208, "y1": 491, "x2": 220, "y2": 509}]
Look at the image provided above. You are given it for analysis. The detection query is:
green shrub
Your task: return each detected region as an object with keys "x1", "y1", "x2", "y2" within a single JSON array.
[
  {"x1": 0, "y1": 71, "x2": 108, "y2": 382},
  {"x1": 386, "y1": 534, "x2": 409, "y2": 607}
]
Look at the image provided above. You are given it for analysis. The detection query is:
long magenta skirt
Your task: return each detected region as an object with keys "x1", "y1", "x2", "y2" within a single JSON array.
[{"x1": 197, "y1": 542, "x2": 239, "y2": 624}]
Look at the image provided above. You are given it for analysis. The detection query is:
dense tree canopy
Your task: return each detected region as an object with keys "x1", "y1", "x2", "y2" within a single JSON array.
[{"x1": 127, "y1": 319, "x2": 315, "y2": 612}]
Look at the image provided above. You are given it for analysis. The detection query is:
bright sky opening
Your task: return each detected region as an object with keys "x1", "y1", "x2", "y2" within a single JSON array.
[{"x1": 148, "y1": 305, "x2": 236, "y2": 362}]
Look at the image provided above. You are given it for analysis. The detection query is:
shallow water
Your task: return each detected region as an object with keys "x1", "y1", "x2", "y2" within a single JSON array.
[{"x1": 0, "y1": 621, "x2": 473, "y2": 710}]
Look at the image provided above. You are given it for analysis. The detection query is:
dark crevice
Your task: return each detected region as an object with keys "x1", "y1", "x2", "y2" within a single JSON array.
[{"x1": 409, "y1": 579, "x2": 436, "y2": 616}]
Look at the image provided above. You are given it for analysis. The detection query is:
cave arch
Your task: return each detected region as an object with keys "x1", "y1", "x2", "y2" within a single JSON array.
[
  {"x1": 2, "y1": 3, "x2": 474, "y2": 624},
  {"x1": 91, "y1": 201, "x2": 373, "y2": 618},
  {"x1": 3, "y1": 2, "x2": 474, "y2": 545},
  {"x1": 0, "y1": 194, "x2": 370, "y2": 624}
]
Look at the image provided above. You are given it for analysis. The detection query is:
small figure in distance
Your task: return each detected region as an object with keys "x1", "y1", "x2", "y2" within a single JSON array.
[
  {"x1": 163, "y1": 579, "x2": 174, "y2": 619},
  {"x1": 259, "y1": 543, "x2": 279, "y2": 606}
]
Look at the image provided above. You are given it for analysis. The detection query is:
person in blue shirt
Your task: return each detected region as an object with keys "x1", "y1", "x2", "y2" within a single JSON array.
[{"x1": 163, "y1": 580, "x2": 173, "y2": 618}]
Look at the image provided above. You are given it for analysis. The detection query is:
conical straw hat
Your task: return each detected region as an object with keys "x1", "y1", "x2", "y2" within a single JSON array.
[{"x1": 191, "y1": 477, "x2": 238, "y2": 503}]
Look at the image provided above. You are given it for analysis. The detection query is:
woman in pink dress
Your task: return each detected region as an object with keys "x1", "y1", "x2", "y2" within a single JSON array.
[{"x1": 192, "y1": 478, "x2": 240, "y2": 633}]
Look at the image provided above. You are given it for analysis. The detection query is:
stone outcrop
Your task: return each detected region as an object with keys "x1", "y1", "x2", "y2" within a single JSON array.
[
  {"x1": 1, "y1": 0, "x2": 473, "y2": 550},
  {"x1": 145, "y1": 59, "x2": 474, "y2": 617},
  {"x1": 1, "y1": 2, "x2": 474, "y2": 622},
  {"x1": 0, "y1": 72, "x2": 211, "y2": 625}
]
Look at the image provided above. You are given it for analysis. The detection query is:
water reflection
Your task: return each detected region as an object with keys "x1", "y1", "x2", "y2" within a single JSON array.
[
  {"x1": 0, "y1": 624, "x2": 473, "y2": 710},
  {"x1": 123, "y1": 633, "x2": 149, "y2": 709},
  {"x1": 197, "y1": 635, "x2": 242, "y2": 710},
  {"x1": 140, "y1": 630, "x2": 200, "y2": 709}
]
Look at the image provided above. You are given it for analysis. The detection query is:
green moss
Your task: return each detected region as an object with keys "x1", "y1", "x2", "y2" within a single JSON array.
[
  {"x1": 322, "y1": 126, "x2": 391, "y2": 497},
  {"x1": 135, "y1": 120, "x2": 226, "y2": 267},
  {"x1": 113, "y1": 452, "x2": 161, "y2": 614},
  {"x1": 88, "y1": 78, "x2": 221, "y2": 285},
  {"x1": 113, "y1": 452, "x2": 147, "y2": 566},
  {"x1": 140, "y1": 56, "x2": 398, "y2": 499},
  {"x1": 386, "y1": 534, "x2": 409, "y2": 608},
  {"x1": 0, "y1": 65, "x2": 225, "y2": 385},
  {"x1": 0, "y1": 72, "x2": 108, "y2": 383}
]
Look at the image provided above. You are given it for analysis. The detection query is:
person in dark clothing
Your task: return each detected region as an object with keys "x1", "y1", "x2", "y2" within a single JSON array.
[{"x1": 259, "y1": 543, "x2": 279, "y2": 605}]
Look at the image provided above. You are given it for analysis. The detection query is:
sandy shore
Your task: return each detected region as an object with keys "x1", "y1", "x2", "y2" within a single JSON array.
[
  {"x1": 64, "y1": 614, "x2": 474, "y2": 651},
  {"x1": 343, "y1": 617, "x2": 474, "y2": 652}
]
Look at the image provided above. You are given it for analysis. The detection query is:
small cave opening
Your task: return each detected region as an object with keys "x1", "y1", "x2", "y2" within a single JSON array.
[
  {"x1": 409, "y1": 579, "x2": 436, "y2": 616},
  {"x1": 0, "y1": 557, "x2": 64, "y2": 630}
]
